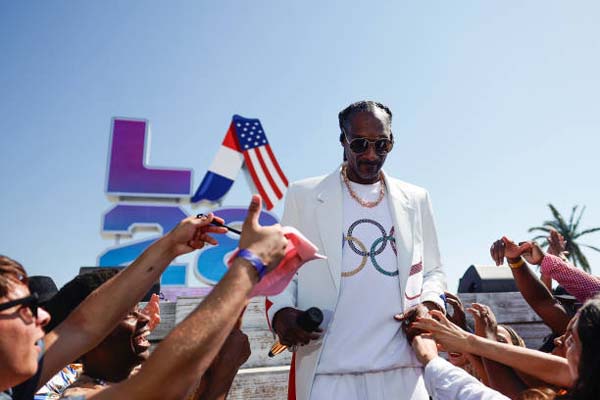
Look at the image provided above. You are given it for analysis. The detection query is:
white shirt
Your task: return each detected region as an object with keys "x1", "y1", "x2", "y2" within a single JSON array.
[
  {"x1": 424, "y1": 357, "x2": 510, "y2": 400},
  {"x1": 316, "y1": 180, "x2": 420, "y2": 374}
]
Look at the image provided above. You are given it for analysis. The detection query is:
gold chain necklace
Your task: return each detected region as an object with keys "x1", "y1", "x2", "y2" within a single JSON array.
[{"x1": 341, "y1": 165, "x2": 385, "y2": 208}]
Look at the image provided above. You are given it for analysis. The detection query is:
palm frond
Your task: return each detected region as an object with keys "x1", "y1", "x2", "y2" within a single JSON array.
[
  {"x1": 542, "y1": 220, "x2": 562, "y2": 232},
  {"x1": 568, "y1": 205, "x2": 578, "y2": 230},
  {"x1": 528, "y1": 226, "x2": 551, "y2": 234},
  {"x1": 574, "y1": 227, "x2": 600, "y2": 239},
  {"x1": 571, "y1": 244, "x2": 592, "y2": 273},
  {"x1": 573, "y1": 206, "x2": 587, "y2": 233},
  {"x1": 548, "y1": 204, "x2": 570, "y2": 233},
  {"x1": 580, "y1": 243, "x2": 600, "y2": 253}
]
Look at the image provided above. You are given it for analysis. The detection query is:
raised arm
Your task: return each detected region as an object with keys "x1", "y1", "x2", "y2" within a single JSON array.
[
  {"x1": 91, "y1": 195, "x2": 287, "y2": 399},
  {"x1": 490, "y1": 236, "x2": 570, "y2": 334},
  {"x1": 40, "y1": 213, "x2": 228, "y2": 388},
  {"x1": 412, "y1": 310, "x2": 573, "y2": 389},
  {"x1": 467, "y1": 304, "x2": 527, "y2": 398},
  {"x1": 540, "y1": 254, "x2": 600, "y2": 303}
]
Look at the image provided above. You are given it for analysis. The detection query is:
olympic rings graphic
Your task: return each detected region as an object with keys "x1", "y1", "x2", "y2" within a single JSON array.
[
  {"x1": 347, "y1": 219, "x2": 387, "y2": 256},
  {"x1": 341, "y1": 235, "x2": 368, "y2": 277},
  {"x1": 343, "y1": 219, "x2": 398, "y2": 278},
  {"x1": 370, "y1": 236, "x2": 399, "y2": 276}
]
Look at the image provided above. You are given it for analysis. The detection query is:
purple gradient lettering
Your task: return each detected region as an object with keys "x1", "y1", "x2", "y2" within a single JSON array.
[
  {"x1": 102, "y1": 204, "x2": 188, "y2": 235},
  {"x1": 106, "y1": 118, "x2": 192, "y2": 197}
]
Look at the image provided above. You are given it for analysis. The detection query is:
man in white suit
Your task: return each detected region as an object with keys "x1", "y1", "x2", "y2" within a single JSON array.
[{"x1": 267, "y1": 100, "x2": 447, "y2": 400}]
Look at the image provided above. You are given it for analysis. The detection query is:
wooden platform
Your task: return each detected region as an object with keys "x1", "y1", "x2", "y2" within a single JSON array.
[{"x1": 144, "y1": 292, "x2": 551, "y2": 399}]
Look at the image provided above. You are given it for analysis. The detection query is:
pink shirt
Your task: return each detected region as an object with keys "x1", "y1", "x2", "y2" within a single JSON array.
[{"x1": 540, "y1": 254, "x2": 600, "y2": 303}]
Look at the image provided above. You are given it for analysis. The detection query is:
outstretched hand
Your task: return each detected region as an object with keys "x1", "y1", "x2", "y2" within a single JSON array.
[
  {"x1": 490, "y1": 236, "x2": 545, "y2": 266},
  {"x1": 467, "y1": 303, "x2": 498, "y2": 340},
  {"x1": 164, "y1": 212, "x2": 228, "y2": 257},
  {"x1": 548, "y1": 228, "x2": 569, "y2": 261},
  {"x1": 411, "y1": 309, "x2": 471, "y2": 354},
  {"x1": 238, "y1": 194, "x2": 288, "y2": 274},
  {"x1": 394, "y1": 303, "x2": 431, "y2": 343},
  {"x1": 444, "y1": 291, "x2": 467, "y2": 331}
]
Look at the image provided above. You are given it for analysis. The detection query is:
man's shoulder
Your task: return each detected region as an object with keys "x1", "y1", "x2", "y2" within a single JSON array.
[
  {"x1": 288, "y1": 174, "x2": 329, "y2": 192},
  {"x1": 386, "y1": 175, "x2": 429, "y2": 198}
]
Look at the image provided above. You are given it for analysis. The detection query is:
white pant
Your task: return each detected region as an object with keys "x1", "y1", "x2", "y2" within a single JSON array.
[{"x1": 310, "y1": 367, "x2": 429, "y2": 400}]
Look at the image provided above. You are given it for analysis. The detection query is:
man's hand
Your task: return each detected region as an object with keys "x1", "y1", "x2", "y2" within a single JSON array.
[
  {"x1": 272, "y1": 308, "x2": 322, "y2": 346},
  {"x1": 411, "y1": 334, "x2": 439, "y2": 366},
  {"x1": 411, "y1": 310, "x2": 471, "y2": 354},
  {"x1": 163, "y1": 213, "x2": 228, "y2": 257},
  {"x1": 490, "y1": 236, "x2": 545, "y2": 266},
  {"x1": 238, "y1": 195, "x2": 288, "y2": 274},
  {"x1": 394, "y1": 303, "x2": 431, "y2": 343},
  {"x1": 467, "y1": 303, "x2": 498, "y2": 340},
  {"x1": 444, "y1": 291, "x2": 467, "y2": 331}
]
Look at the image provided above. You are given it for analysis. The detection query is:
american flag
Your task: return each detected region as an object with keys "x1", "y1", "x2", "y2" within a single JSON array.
[{"x1": 232, "y1": 115, "x2": 288, "y2": 210}]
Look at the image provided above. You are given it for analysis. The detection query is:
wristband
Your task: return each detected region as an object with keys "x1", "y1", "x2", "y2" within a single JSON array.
[
  {"x1": 508, "y1": 258, "x2": 525, "y2": 269},
  {"x1": 237, "y1": 249, "x2": 267, "y2": 279}
]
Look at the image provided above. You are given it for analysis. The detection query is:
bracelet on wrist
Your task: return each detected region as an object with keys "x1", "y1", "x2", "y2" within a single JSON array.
[
  {"x1": 236, "y1": 249, "x2": 267, "y2": 280},
  {"x1": 508, "y1": 258, "x2": 525, "y2": 269}
]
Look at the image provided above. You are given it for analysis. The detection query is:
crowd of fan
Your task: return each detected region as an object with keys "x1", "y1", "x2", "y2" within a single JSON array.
[
  {"x1": 2, "y1": 194, "x2": 600, "y2": 399},
  {"x1": 397, "y1": 229, "x2": 600, "y2": 399}
]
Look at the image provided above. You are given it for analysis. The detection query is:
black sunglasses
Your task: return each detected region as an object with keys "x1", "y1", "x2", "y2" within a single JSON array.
[
  {"x1": 343, "y1": 130, "x2": 393, "y2": 155},
  {"x1": 0, "y1": 292, "x2": 39, "y2": 319}
]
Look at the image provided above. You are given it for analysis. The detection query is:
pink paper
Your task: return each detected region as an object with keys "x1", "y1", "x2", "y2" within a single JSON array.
[{"x1": 227, "y1": 226, "x2": 325, "y2": 297}]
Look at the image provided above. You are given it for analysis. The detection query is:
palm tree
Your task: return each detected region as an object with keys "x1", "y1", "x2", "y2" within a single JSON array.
[{"x1": 529, "y1": 204, "x2": 600, "y2": 273}]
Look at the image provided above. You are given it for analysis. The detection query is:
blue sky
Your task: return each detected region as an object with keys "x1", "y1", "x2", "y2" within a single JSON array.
[{"x1": 1, "y1": 1, "x2": 599, "y2": 292}]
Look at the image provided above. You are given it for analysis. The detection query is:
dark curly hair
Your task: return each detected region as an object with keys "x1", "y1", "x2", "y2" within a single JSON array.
[{"x1": 566, "y1": 297, "x2": 600, "y2": 399}]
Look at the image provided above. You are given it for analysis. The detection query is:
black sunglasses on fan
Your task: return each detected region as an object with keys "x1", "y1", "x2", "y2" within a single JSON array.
[
  {"x1": 342, "y1": 129, "x2": 393, "y2": 155},
  {"x1": 0, "y1": 292, "x2": 39, "y2": 319}
]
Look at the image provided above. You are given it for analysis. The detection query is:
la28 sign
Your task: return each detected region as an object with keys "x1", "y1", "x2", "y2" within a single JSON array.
[{"x1": 98, "y1": 116, "x2": 288, "y2": 287}]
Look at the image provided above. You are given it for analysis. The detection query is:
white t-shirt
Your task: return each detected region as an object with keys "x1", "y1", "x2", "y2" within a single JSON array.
[{"x1": 316, "y1": 179, "x2": 420, "y2": 374}]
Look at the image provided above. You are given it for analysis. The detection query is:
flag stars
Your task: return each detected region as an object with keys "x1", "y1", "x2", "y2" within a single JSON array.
[
  {"x1": 254, "y1": 141, "x2": 259, "y2": 146},
  {"x1": 241, "y1": 133, "x2": 245, "y2": 137},
  {"x1": 245, "y1": 122, "x2": 250, "y2": 126},
  {"x1": 258, "y1": 130, "x2": 263, "y2": 134},
  {"x1": 236, "y1": 123, "x2": 241, "y2": 127},
  {"x1": 262, "y1": 139, "x2": 266, "y2": 144}
]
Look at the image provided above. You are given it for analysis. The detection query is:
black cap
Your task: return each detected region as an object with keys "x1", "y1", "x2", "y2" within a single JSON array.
[{"x1": 28, "y1": 276, "x2": 58, "y2": 305}]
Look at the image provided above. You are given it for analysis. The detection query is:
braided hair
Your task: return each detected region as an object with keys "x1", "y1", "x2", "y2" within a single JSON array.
[{"x1": 338, "y1": 100, "x2": 393, "y2": 143}]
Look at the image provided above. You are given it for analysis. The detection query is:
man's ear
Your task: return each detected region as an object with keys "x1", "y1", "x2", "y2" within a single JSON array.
[
  {"x1": 390, "y1": 132, "x2": 394, "y2": 143},
  {"x1": 339, "y1": 132, "x2": 344, "y2": 144}
]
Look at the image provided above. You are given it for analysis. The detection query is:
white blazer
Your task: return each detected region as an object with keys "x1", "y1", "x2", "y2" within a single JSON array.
[{"x1": 267, "y1": 165, "x2": 447, "y2": 400}]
